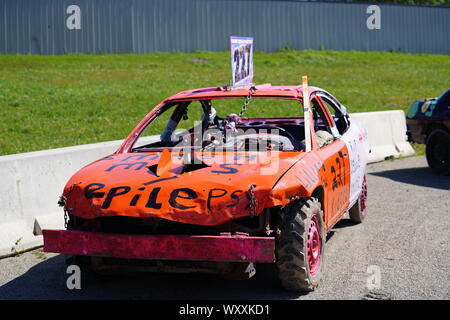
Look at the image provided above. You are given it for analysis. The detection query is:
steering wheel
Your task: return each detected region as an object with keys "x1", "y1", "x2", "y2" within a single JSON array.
[
  {"x1": 244, "y1": 125, "x2": 297, "y2": 144},
  {"x1": 253, "y1": 125, "x2": 305, "y2": 151}
]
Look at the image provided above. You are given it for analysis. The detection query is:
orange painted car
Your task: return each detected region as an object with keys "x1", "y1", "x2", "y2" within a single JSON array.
[{"x1": 44, "y1": 81, "x2": 369, "y2": 292}]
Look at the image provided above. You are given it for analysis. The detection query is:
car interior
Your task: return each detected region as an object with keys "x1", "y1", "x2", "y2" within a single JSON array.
[{"x1": 132, "y1": 96, "x2": 348, "y2": 152}]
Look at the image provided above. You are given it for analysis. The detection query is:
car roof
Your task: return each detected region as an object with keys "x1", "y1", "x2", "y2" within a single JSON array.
[{"x1": 164, "y1": 83, "x2": 326, "y2": 102}]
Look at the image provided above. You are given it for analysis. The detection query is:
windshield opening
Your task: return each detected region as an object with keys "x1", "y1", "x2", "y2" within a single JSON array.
[{"x1": 131, "y1": 97, "x2": 327, "y2": 153}]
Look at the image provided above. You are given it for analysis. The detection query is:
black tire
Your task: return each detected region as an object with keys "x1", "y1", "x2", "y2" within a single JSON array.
[
  {"x1": 349, "y1": 175, "x2": 368, "y2": 224},
  {"x1": 276, "y1": 197, "x2": 325, "y2": 292},
  {"x1": 426, "y1": 129, "x2": 450, "y2": 175}
]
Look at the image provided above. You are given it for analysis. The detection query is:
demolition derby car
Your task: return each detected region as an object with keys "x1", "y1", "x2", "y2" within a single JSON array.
[
  {"x1": 44, "y1": 79, "x2": 369, "y2": 292},
  {"x1": 406, "y1": 89, "x2": 450, "y2": 175}
]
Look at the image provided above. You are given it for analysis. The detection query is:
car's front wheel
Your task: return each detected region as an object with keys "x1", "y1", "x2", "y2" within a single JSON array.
[
  {"x1": 276, "y1": 197, "x2": 325, "y2": 292},
  {"x1": 426, "y1": 129, "x2": 450, "y2": 175}
]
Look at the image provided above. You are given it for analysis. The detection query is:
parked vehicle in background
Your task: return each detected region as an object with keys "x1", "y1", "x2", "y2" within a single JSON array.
[{"x1": 406, "y1": 89, "x2": 450, "y2": 175}]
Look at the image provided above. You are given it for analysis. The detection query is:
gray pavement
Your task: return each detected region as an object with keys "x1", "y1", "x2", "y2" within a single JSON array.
[{"x1": 0, "y1": 156, "x2": 449, "y2": 300}]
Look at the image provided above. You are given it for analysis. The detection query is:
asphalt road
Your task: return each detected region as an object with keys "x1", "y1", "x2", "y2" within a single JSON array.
[{"x1": 0, "y1": 156, "x2": 449, "y2": 300}]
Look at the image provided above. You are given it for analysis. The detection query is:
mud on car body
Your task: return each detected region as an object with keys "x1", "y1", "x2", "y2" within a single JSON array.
[
  {"x1": 407, "y1": 89, "x2": 450, "y2": 175},
  {"x1": 44, "y1": 82, "x2": 370, "y2": 292}
]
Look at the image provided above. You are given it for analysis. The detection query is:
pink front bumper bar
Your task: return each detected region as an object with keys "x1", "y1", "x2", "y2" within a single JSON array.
[{"x1": 43, "y1": 229, "x2": 276, "y2": 263}]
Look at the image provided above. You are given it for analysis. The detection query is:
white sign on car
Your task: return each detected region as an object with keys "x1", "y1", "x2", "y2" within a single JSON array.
[{"x1": 230, "y1": 36, "x2": 254, "y2": 87}]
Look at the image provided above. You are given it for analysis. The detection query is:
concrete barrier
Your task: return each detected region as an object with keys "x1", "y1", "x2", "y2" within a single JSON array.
[
  {"x1": 0, "y1": 111, "x2": 414, "y2": 258},
  {"x1": 0, "y1": 137, "x2": 157, "y2": 258},
  {"x1": 350, "y1": 110, "x2": 414, "y2": 163}
]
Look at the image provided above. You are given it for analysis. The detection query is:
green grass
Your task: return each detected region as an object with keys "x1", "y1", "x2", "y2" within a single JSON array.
[
  {"x1": 411, "y1": 142, "x2": 426, "y2": 156},
  {"x1": 0, "y1": 50, "x2": 449, "y2": 156}
]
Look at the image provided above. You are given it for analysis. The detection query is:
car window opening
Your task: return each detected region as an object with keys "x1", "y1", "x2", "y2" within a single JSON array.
[{"x1": 132, "y1": 97, "x2": 340, "y2": 153}]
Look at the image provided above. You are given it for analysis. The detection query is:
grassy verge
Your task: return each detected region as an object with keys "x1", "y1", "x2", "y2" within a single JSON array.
[
  {"x1": 411, "y1": 142, "x2": 426, "y2": 156},
  {"x1": 0, "y1": 50, "x2": 449, "y2": 156}
]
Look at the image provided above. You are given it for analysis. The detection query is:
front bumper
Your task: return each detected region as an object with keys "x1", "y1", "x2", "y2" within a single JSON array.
[{"x1": 43, "y1": 229, "x2": 275, "y2": 263}]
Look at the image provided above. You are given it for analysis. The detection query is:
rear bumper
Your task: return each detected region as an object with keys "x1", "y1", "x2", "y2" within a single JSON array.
[{"x1": 43, "y1": 229, "x2": 276, "y2": 263}]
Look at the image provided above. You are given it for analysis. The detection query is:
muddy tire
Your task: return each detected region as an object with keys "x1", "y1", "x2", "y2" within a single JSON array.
[
  {"x1": 426, "y1": 129, "x2": 450, "y2": 175},
  {"x1": 276, "y1": 197, "x2": 325, "y2": 292},
  {"x1": 349, "y1": 175, "x2": 368, "y2": 224}
]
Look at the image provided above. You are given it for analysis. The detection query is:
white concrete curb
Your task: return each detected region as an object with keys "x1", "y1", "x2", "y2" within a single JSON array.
[
  {"x1": 350, "y1": 110, "x2": 414, "y2": 163},
  {"x1": 0, "y1": 111, "x2": 414, "y2": 258},
  {"x1": 0, "y1": 136, "x2": 157, "y2": 258},
  {"x1": 0, "y1": 140, "x2": 122, "y2": 257}
]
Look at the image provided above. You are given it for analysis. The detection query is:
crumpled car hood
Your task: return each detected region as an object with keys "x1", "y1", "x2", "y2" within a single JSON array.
[{"x1": 63, "y1": 150, "x2": 303, "y2": 225}]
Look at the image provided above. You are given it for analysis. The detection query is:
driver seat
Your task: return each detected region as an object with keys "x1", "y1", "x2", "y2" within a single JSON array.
[{"x1": 315, "y1": 130, "x2": 334, "y2": 148}]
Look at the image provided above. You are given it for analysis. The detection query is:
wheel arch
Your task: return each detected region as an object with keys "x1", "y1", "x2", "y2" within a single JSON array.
[
  {"x1": 425, "y1": 123, "x2": 450, "y2": 141},
  {"x1": 311, "y1": 185, "x2": 326, "y2": 223}
]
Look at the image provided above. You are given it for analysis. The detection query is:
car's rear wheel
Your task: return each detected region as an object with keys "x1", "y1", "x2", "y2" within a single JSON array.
[
  {"x1": 349, "y1": 175, "x2": 367, "y2": 224},
  {"x1": 426, "y1": 129, "x2": 450, "y2": 175},
  {"x1": 276, "y1": 197, "x2": 325, "y2": 292}
]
